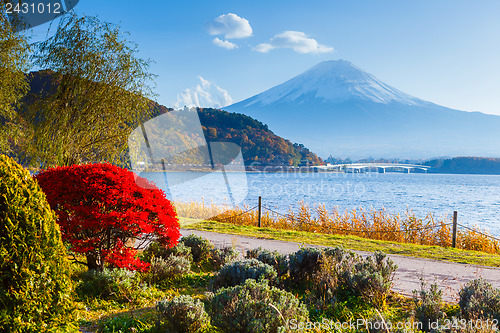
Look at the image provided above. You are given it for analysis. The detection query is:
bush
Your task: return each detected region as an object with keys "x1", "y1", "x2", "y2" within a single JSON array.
[
  {"x1": 100, "y1": 315, "x2": 152, "y2": 333},
  {"x1": 209, "y1": 279, "x2": 309, "y2": 333},
  {"x1": 35, "y1": 163, "x2": 180, "y2": 271},
  {"x1": 413, "y1": 280, "x2": 446, "y2": 332},
  {"x1": 180, "y1": 234, "x2": 214, "y2": 263},
  {"x1": 157, "y1": 295, "x2": 210, "y2": 332},
  {"x1": 0, "y1": 154, "x2": 73, "y2": 331},
  {"x1": 211, "y1": 246, "x2": 239, "y2": 269},
  {"x1": 459, "y1": 279, "x2": 500, "y2": 321},
  {"x1": 142, "y1": 242, "x2": 193, "y2": 263},
  {"x1": 303, "y1": 247, "x2": 396, "y2": 308},
  {"x1": 78, "y1": 268, "x2": 148, "y2": 303},
  {"x1": 307, "y1": 254, "x2": 340, "y2": 313},
  {"x1": 288, "y1": 247, "x2": 323, "y2": 284},
  {"x1": 213, "y1": 259, "x2": 277, "y2": 289},
  {"x1": 342, "y1": 251, "x2": 397, "y2": 307},
  {"x1": 246, "y1": 247, "x2": 288, "y2": 277},
  {"x1": 146, "y1": 255, "x2": 191, "y2": 284}
]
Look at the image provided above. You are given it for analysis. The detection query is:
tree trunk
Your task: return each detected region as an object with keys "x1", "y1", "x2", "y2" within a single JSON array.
[{"x1": 86, "y1": 252, "x2": 102, "y2": 271}]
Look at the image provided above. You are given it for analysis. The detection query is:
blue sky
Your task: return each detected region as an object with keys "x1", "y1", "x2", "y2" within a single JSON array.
[{"x1": 28, "y1": 0, "x2": 500, "y2": 115}]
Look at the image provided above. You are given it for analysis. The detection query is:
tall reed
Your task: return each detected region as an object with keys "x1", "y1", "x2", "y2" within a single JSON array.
[{"x1": 174, "y1": 201, "x2": 500, "y2": 255}]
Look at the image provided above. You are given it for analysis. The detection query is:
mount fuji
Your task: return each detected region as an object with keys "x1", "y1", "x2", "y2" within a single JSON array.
[{"x1": 225, "y1": 60, "x2": 500, "y2": 159}]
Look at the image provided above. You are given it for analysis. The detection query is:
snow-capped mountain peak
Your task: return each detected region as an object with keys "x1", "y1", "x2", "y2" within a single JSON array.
[
  {"x1": 225, "y1": 59, "x2": 500, "y2": 159},
  {"x1": 244, "y1": 59, "x2": 425, "y2": 106}
]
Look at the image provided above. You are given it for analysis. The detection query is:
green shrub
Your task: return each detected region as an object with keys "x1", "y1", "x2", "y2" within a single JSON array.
[
  {"x1": 146, "y1": 255, "x2": 191, "y2": 284},
  {"x1": 211, "y1": 246, "x2": 239, "y2": 269},
  {"x1": 288, "y1": 247, "x2": 323, "y2": 284},
  {"x1": 100, "y1": 315, "x2": 152, "y2": 333},
  {"x1": 459, "y1": 279, "x2": 500, "y2": 321},
  {"x1": 306, "y1": 254, "x2": 339, "y2": 313},
  {"x1": 209, "y1": 279, "x2": 309, "y2": 333},
  {"x1": 142, "y1": 241, "x2": 193, "y2": 263},
  {"x1": 181, "y1": 234, "x2": 214, "y2": 263},
  {"x1": 156, "y1": 295, "x2": 210, "y2": 332},
  {"x1": 78, "y1": 268, "x2": 149, "y2": 303},
  {"x1": 246, "y1": 247, "x2": 288, "y2": 277},
  {"x1": 303, "y1": 247, "x2": 396, "y2": 308},
  {"x1": 413, "y1": 280, "x2": 446, "y2": 332},
  {"x1": 340, "y1": 251, "x2": 397, "y2": 307},
  {"x1": 0, "y1": 154, "x2": 73, "y2": 332},
  {"x1": 213, "y1": 259, "x2": 277, "y2": 289}
]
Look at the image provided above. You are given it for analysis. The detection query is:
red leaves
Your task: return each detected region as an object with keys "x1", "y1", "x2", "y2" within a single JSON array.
[
  {"x1": 103, "y1": 239, "x2": 151, "y2": 272},
  {"x1": 35, "y1": 163, "x2": 180, "y2": 271}
]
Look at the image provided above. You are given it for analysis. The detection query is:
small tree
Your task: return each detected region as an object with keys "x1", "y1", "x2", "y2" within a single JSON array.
[
  {"x1": 24, "y1": 14, "x2": 155, "y2": 167},
  {"x1": 0, "y1": 8, "x2": 30, "y2": 153},
  {"x1": 0, "y1": 154, "x2": 73, "y2": 331},
  {"x1": 35, "y1": 163, "x2": 180, "y2": 271}
]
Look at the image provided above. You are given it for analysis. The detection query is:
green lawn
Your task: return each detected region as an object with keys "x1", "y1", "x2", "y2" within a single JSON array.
[{"x1": 180, "y1": 219, "x2": 500, "y2": 268}]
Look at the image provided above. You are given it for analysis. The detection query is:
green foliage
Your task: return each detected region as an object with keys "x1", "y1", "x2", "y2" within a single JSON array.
[
  {"x1": 142, "y1": 242, "x2": 193, "y2": 263},
  {"x1": 0, "y1": 154, "x2": 73, "y2": 332},
  {"x1": 100, "y1": 315, "x2": 152, "y2": 333},
  {"x1": 341, "y1": 251, "x2": 397, "y2": 307},
  {"x1": 77, "y1": 268, "x2": 152, "y2": 304},
  {"x1": 459, "y1": 279, "x2": 500, "y2": 321},
  {"x1": 213, "y1": 259, "x2": 277, "y2": 289},
  {"x1": 246, "y1": 247, "x2": 288, "y2": 277},
  {"x1": 156, "y1": 295, "x2": 210, "y2": 333},
  {"x1": 24, "y1": 13, "x2": 155, "y2": 166},
  {"x1": 293, "y1": 247, "x2": 396, "y2": 309},
  {"x1": 0, "y1": 12, "x2": 30, "y2": 153},
  {"x1": 306, "y1": 254, "x2": 340, "y2": 314},
  {"x1": 180, "y1": 234, "x2": 214, "y2": 263},
  {"x1": 146, "y1": 256, "x2": 191, "y2": 284},
  {"x1": 413, "y1": 280, "x2": 446, "y2": 332},
  {"x1": 288, "y1": 247, "x2": 323, "y2": 284},
  {"x1": 208, "y1": 279, "x2": 309, "y2": 333},
  {"x1": 210, "y1": 246, "x2": 239, "y2": 269}
]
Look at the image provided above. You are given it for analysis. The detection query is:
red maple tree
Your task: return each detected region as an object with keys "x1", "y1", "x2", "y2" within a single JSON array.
[{"x1": 35, "y1": 163, "x2": 180, "y2": 271}]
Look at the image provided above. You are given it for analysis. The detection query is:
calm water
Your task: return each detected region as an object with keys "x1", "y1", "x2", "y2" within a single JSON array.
[{"x1": 141, "y1": 171, "x2": 500, "y2": 237}]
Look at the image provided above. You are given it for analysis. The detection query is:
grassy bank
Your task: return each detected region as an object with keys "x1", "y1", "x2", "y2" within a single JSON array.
[
  {"x1": 181, "y1": 219, "x2": 500, "y2": 267},
  {"x1": 175, "y1": 201, "x2": 500, "y2": 255}
]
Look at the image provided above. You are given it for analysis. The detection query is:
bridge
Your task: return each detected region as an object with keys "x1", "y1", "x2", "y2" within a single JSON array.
[{"x1": 312, "y1": 163, "x2": 431, "y2": 173}]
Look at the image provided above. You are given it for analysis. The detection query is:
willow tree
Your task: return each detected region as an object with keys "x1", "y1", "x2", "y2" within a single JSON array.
[
  {"x1": 0, "y1": 7, "x2": 30, "y2": 154},
  {"x1": 24, "y1": 14, "x2": 156, "y2": 167}
]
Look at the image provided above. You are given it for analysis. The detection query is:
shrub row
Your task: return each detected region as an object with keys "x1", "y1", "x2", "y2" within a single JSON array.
[
  {"x1": 245, "y1": 245, "x2": 397, "y2": 307},
  {"x1": 157, "y1": 279, "x2": 308, "y2": 333},
  {"x1": 413, "y1": 278, "x2": 500, "y2": 332}
]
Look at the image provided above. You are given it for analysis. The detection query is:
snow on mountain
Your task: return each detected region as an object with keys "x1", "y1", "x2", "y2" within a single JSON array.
[
  {"x1": 244, "y1": 60, "x2": 426, "y2": 107},
  {"x1": 225, "y1": 60, "x2": 500, "y2": 159}
]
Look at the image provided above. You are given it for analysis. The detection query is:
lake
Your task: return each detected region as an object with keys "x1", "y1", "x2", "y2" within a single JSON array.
[{"x1": 140, "y1": 171, "x2": 500, "y2": 237}]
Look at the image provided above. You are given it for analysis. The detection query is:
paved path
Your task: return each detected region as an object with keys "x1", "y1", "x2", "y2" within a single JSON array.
[{"x1": 181, "y1": 228, "x2": 500, "y2": 302}]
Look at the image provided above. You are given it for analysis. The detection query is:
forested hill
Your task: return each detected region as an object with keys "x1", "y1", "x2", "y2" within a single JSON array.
[
  {"x1": 198, "y1": 108, "x2": 321, "y2": 166},
  {"x1": 424, "y1": 157, "x2": 500, "y2": 174},
  {"x1": 150, "y1": 105, "x2": 322, "y2": 166},
  {"x1": 24, "y1": 70, "x2": 322, "y2": 166}
]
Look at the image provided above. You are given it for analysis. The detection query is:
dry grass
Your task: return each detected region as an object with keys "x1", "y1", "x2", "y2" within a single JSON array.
[{"x1": 174, "y1": 201, "x2": 500, "y2": 255}]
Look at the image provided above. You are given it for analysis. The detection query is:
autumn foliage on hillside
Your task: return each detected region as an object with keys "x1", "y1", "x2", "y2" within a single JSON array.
[
  {"x1": 35, "y1": 163, "x2": 180, "y2": 271},
  {"x1": 197, "y1": 108, "x2": 322, "y2": 166}
]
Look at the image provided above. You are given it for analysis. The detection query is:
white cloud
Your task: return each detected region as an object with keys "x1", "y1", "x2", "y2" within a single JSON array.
[
  {"x1": 213, "y1": 37, "x2": 238, "y2": 50},
  {"x1": 255, "y1": 31, "x2": 334, "y2": 54},
  {"x1": 208, "y1": 13, "x2": 253, "y2": 39},
  {"x1": 174, "y1": 77, "x2": 234, "y2": 109}
]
